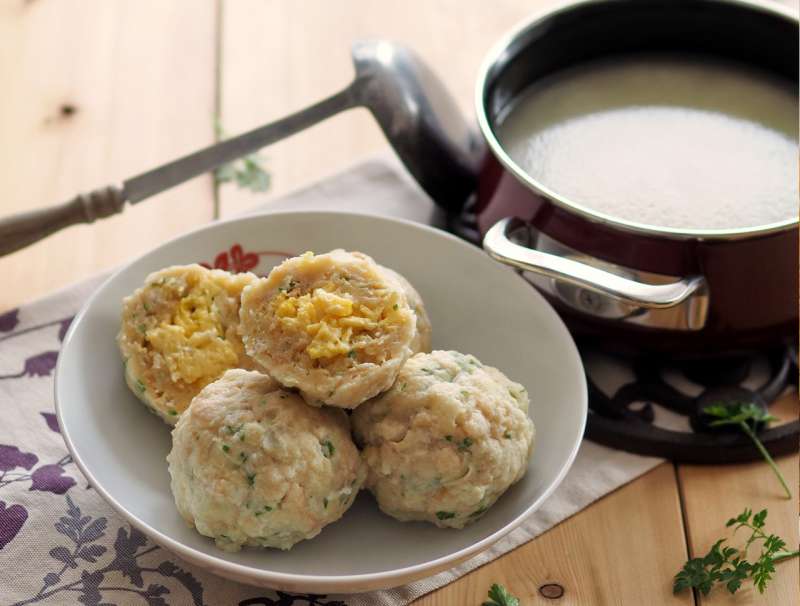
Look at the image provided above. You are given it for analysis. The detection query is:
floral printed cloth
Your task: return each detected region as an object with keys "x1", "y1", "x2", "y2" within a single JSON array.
[{"x1": 0, "y1": 160, "x2": 665, "y2": 605}]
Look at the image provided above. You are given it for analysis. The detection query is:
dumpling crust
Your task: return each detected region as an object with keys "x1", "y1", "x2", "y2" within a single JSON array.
[
  {"x1": 239, "y1": 250, "x2": 416, "y2": 408},
  {"x1": 118, "y1": 264, "x2": 262, "y2": 424},
  {"x1": 352, "y1": 350, "x2": 535, "y2": 529},
  {"x1": 167, "y1": 368, "x2": 365, "y2": 551}
]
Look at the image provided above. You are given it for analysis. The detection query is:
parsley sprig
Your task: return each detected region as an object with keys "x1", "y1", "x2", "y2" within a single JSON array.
[
  {"x1": 703, "y1": 402, "x2": 791, "y2": 498},
  {"x1": 482, "y1": 583, "x2": 519, "y2": 606},
  {"x1": 673, "y1": 508, "x2": 799, "y2": 596},
  {"x1": 213, "y1": 122, "x2": 270, "y2": 192}
]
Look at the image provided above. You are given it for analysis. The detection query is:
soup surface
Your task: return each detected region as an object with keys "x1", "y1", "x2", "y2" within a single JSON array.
[{"x1": 495, "y1": 55, "x2": 799, "y2": 231}]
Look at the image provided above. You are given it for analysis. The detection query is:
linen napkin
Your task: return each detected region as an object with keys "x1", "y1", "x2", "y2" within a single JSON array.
[{"x1": 0, "y1": 159, "x2": 665, "y2": 606}]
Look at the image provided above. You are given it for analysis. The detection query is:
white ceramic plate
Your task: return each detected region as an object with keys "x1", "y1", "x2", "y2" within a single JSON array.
[{"x1": 56, "y1": 211, "x2": 586, "y2": 593}]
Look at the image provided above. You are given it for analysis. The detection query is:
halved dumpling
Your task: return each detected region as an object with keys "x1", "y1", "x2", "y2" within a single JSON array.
[
  {"x1": 239, "y1": 250, "x2": 416, "y2": 408},
  {"x1": 118, "y1": 264, "x2": 263, "y2": 424}
]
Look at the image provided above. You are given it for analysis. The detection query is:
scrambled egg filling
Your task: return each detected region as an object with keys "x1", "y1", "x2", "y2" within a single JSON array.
[
  {"x1": 275, "y1": 286, "x2": 403, "y2": 360},
  {"x1": 146, "y1": 286, "x2": 238, "y2": 384}
]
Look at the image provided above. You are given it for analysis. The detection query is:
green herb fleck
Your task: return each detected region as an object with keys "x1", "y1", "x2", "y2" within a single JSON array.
[
  {"x1": 460, "y1": 390, "x2": 470, "y2": 398},
  {"x1": 254, "y1": 505, "x2": 272, "y2": 516},
  {"x1": 445, "y1": 435, "x2": 453, "y2": 442},
  {"x1": 245, "y1": 472, "x2": 256, "y2": 487},
  {"x1": 348, "y1": 350, "x2": 357, "y2": 359},
  {"x1": 458, "y1": 437, "x2": 474, "y2": 452},
  {"x1": 323, "y1": 497, "x2": 329, "y2": 509},
  {"x1": 483, "y1": 583, "x2": 519, "y2": 606},
  {"x1": 239, "y1": 452, "x2": 248, "y2": 463},
  {"x1": 142, "y1": 303, "x2": 150, "y2": 313},
  {"x1": 221, "y1": 444, "x2": 230, "y2": 453},
  {"x1": 137, "y1": 323, "x2": 146, "y2": 334},
  {"x1": 673, "y1": 508, "x2": 799, "y2": 596},
  {"x1": 398, "y1": 382, "x2": 407, "y2": 392},
  {"x1": 168, "y1": 409, "x2": 178, "y2": 416},
  {"x1": 503, "y1": 430, "x2": 512, "y2": 439},
  {"x1": 320, "y1": 440, "x2": 335, "y2": 458},
  {"x1": 135, "y1": 380, "x2": 146, "y2": 394},
  {"x1": 392, "y1": 303, "x2": 398, "y2": 310},
  {"x1": 703, "y1": 402, "x2": 791, "y2": 498},
  {"x1": 436, "y1": 511, "x2": 456, "y2": 520}
]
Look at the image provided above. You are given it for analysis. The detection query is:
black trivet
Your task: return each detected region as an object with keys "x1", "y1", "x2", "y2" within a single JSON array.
[{"x1": 585, "y1": 346, "x2": 799, "y2": 463}]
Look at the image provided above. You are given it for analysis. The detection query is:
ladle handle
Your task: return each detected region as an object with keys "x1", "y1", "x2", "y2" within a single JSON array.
[{"x1": 0, "y1": 88, "x2": 357, "y2": 257}]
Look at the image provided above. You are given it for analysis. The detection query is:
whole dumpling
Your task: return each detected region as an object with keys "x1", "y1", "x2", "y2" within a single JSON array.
[
  {"x1": 167, "y1": 369, "x2": 365, "y2": 551},
  {"x1": 352, "y1": 351, "x2": 535, "y2": 529},
  {"x1": 239, "y1": 250, "x2": 417, "y2": 408},
  {"x1": 118, "y1": 264, "x2": 263, "y2": 424}
]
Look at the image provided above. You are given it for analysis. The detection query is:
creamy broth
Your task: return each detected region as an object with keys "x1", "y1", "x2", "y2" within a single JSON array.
[{"x1": 495, "y1": 56, "x2": 799, "y2": 231}]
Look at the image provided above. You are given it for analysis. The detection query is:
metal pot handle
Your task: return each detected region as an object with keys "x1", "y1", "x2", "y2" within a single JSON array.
[{"x1": 483, "y1": 217, "x2": 707, "y2": 310}]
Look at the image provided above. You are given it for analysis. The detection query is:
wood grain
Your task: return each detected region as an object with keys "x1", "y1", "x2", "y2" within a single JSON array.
[
  {"x1": 217, "y1": 0, "x2": 553, "y2": 217},
  {"x1": 0, "y1": 0, "x2": 217, "y2": 311},
  {"x1": 414, "y1": 463, "x2": 693, "y2": 606},
  {"x1": 679, "y1": 390, "x2": 800, "y2": 606}
]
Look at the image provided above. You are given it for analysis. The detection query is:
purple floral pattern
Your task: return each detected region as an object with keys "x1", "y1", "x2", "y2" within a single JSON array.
[
  {"x1": 0, "y1": 500, "x2": 28, "y2": 549},
  {"x1": 0, "y1": 308, "x2": 20, "y2": 332},
  {"x1": 40, "y1": 413, "x2": 60, "y2": 434},
  {"x1": 10, "y1": 495, "x2": 206, "y2": 606}
]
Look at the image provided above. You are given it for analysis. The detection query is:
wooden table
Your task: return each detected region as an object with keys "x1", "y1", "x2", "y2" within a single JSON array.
[{"x1": 1, "y1": 2, "x2": 797, "y2": 604}]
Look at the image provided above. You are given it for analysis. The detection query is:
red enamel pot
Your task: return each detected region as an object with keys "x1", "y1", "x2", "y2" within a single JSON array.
[{"x1": 459, "y1": 0, "x2": 799, "y2": 357}]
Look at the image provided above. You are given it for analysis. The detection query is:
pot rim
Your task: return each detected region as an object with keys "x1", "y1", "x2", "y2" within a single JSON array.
[{"x1": 474, "y1": 0, "x2": 799, "y2": 242}]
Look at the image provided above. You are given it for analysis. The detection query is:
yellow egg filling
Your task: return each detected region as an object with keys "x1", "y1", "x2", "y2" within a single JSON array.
[
  {"x1": 145, "y1": 286, "x2": 238, "y2": 384},
  {"x1": 274, "y1": 286, "x2": 403, "y2": 360}
]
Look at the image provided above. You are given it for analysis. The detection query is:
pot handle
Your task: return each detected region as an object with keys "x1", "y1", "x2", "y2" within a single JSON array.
[{"x1": 483, "y1": 218, "x2": 707, "y2": 310}]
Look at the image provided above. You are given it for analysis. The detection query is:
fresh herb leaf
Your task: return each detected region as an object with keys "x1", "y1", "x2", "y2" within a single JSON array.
[
  {"x1": 673, "y1": 508, "x2": 799, "y2": 596},
  {"x1": 482, "y1": 583, "x2": 519, "y2": 606},
  {"x1": 703, "y1": 401, "x2": 790, "y2": 498},
  {"x1": 321, "y1": 440, "x2": 335, "y2": 459},
  {"x1": 435, "y1": 511, "x2": 456, "y2": 520},
  {"x1": 213, "y1": 124, "x2": 270, "y2": 193}
]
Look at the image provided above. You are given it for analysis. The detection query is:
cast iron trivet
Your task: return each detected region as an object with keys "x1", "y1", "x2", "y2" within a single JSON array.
[{"x1": 584, "y1": 346, "x2": 799, "y2": 463}]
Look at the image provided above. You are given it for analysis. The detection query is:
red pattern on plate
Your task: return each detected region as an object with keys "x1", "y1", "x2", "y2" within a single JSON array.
[{"x1": 200, "y1": 244, "x2": 293, "y2": 274}]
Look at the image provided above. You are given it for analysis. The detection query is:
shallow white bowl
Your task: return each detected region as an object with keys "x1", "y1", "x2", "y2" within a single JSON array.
[{"x1": 56, "y1": 210, "x2": 587, "y2": 593}]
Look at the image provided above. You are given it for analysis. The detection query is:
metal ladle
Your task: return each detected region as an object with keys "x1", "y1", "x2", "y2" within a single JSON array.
[{"x1": 0, "y1": 40, "x2": 480, "y2": 257}]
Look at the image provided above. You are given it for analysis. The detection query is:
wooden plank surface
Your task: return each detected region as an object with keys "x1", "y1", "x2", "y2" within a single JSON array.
[
  {"x1": 680, "y1": 391, "x2": 800, "y2": 606},
  {"x1": 415, "y1": 463, "x2": 693, "y2": 606},
  {"x1": 0, "y1": 0, "x2": 217, "y2": 310}
]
